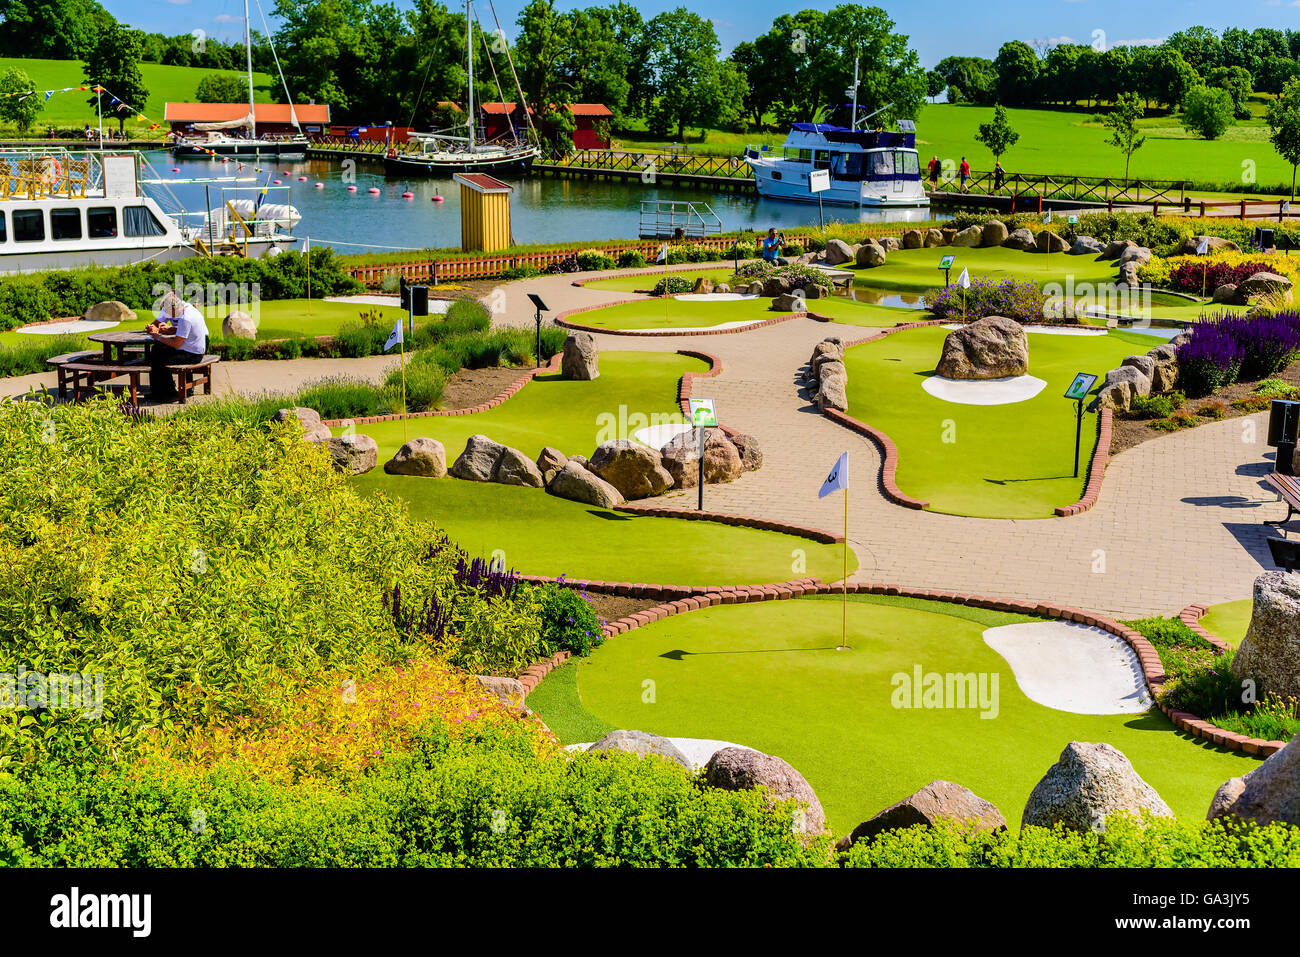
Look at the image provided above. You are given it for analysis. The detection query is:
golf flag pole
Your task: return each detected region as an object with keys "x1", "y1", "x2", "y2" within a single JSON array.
[
  {"x1": 304, "y1": 235, "x2": 311, "y2": 315},
  {"x1": 384, "y1": 319, "x2": 406, "y2": 441},
  {"x1": 819, "y1": 452, "x2": 850, "y2": 650},
  {"x1": 1197, "y1": 236, "x2": 1209, "y2": 299},
  {"x1": 957, "y1": 266, "x2": 971, "y2": 324},
  {"x1": 657, "y1": 241, "x2": 670, "y2": 323}
]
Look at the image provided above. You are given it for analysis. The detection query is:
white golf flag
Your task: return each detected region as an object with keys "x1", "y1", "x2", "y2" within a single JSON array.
[
  {"x1": 383, "y1": 319, "x2": 403, "y2": 352},
  {"x1": 819, "y1": 451, "x2": 849, "y2": 499},
  {"x1": 655, "y1": 242, "x2": 668, "y2": 264},
  {"x1": 1196, "y1": 236, "x2": 1209, "y2": 255},
  {"x1": 1042, "y1": 211, "x2": 1051, "y2": 224},
  {"x1": 957, "y1": 266, "x2": 971, "y2": 289}
]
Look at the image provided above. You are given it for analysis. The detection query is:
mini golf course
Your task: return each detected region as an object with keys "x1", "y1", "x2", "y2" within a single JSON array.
[
  {"x1": 849, "y1": 246, "x2": 1120, "y2": 295},
  {"x1": 580, "y1": 268, "x2": 735, "y2": 293},
  {"x1": 842, "y1": 325, "x2": 1164, "y2": 518},
  {"x1": 527, "y1": 594, "x2": 1257, "y2": 834},
  {"x1": 1199, "y1": 600, "x2": 1252, "y2": 648},
  {"x1": 565, "y1": 296, "x2": 775, "y2": 332}
]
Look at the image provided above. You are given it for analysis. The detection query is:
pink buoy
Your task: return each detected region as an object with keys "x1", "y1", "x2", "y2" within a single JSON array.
[
  {"x1": 431, "y1": 195, "x2": 444, "y2": 202},
  {"x1": 280, "y1": 170, "x2": 289, "y2": 176},
  {"x1": 314, "y1": 182, "x2": 324, "y2": 188},
  {"x1": 367, "y1": 187, "x2": 380, "y2": 194},
  {"x1": 298, "y1": 175, "x2": 308, "y2": 181},
  {"x1": 402, "y1": 191, "x2": 414, "y2": 199},
  {"x1": 346, "y1": 185, "x2": 357, "y2": 192},
  {"x1": 171, "y1": 167, "x2": 180, "y2": 172},
  {"x1": 272, "y1": 179, "x2": 282, "y2": 185}
]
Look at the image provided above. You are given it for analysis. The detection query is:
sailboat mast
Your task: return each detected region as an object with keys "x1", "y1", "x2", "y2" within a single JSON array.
[
  {"x1": 850, "y1": 57, "x2": 859, "y2": 131},
  {"x1": 466, "y1": 0, "x2": 474, "y2": 149},
  {"x1": 244, "y1": 0, "x2": 256, "y2": 138}
]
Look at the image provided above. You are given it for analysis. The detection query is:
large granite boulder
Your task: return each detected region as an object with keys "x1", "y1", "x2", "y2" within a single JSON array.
[
  {"x1": 84, "y1": 300, "x2": 136, "y2": 323},
  {"x1": 902, "y1": 228, "x2": 924, "y2": 249},
  {"x1": 1211, "y1": 283, "x2": 1238, "y2": 304},
  {"x1": 588, "y1": 439, "x2": 674, "y2": 499},
  {"x1": 952, "y1": 225, "x2": 983, "y2": 247},
  {"x1": 855, "y1": 242, "x2": 887, "y2": 267},
  {"x1": 546, "y1": 459, "x2": 624, "y2": 508},
  {"x1": 476, "y1": 675, "x2": 527, "y2": 710},
  {"x1": 763, "y1": 276, "x2": 792, "y2": 297},
  {"x1": 773, "y1": 292, "x2": 807, "y2": 312},
  {"x1": 981, "y1": 220, "x2": 1009, "y2": 247},
  {"x1": 1036, "y1": 230, "x2": 1069, "y2": 254},
  {"x1": 384, "y1": 437, "x2": 447, "y2": 477},
  {"x1": 810, "y1": 338, "x2": 845, "y2": 376},
  {"x1": 1231, "y1": 572, "x2": 1300, "y2": 703},
  {"x1": 1022, "y1": 742, "x2": 1173, "y2": 833},
  {"x1": 536, "y1": 446, "x2": 567, "y2": 475},
  {"x1": 449, "y1": 434, "x2": 505, "y2": 481},
  {"x1": 878, "y1": 236, "x2": 902, "y2": 253},
  {"x1": 728, "y1": 432, "x2": 763, "y2": 471},
  {"x1": 1121, "y1": 354, "x2": 1156, "y2": 381},
  {"x1": 1095, "y1": 364, "x2": 1152, "y2": 411},
  {"x1": 691, "y1": 275, "x2": 714, "y2": 295},
  {"x1": 838, "y1": 781, "x2": 1006, "y2": 850},
  {"x1": 704, "y1": 747, "x2": 825, "y2": 836},
  {"x1": 494, "y1": 445, "x2": 545, "y2": 487},
  {"x1": 1069, "y1": 235, "x2": 1104, "y2": 256},
  {"x1": 1234, "y1": 271, "x2": 1294, "y2": 305},
  {"x1": 923, "y1": 228, "x2": 944, "y2": 248},
  {"x1": 222, "y1": 310, "x2": 257, "y2": 340},
  {"x1": 561, "y1": 332, "x2": 599, "y2": 380},
  {"x1": 1100, "y1": 239, "x2": 1137, "y2": 260},
  {"x1": 1119, "y1": 261, "x2": 1141, "y2": 288},
  {"x1": 1120, "y1": 245, "x2": 1151, "y2": 266},
  {"x1": 273, "y1": 406, "x2": 331, "y2": 443},
  {"x1": 935, "y1": 316, "x2": 1029, "y2": 380},
  {"x1": 587, "y1": 729, "x2": 690, "y2": 768},
  {"x1": 823, "y1": 239, "x2": 856, "y2": 266},
  {"x1": 1208, "y1": 731, "x2": 1300, "y2": 826},
  {"x1": 326, "y1": 434, "x2": 379, "y2": 474},
  {"x1": 1003, "y1": 227, "x2": 1036, "y2": 252},
  {"x1": 1178, "y1": 235, "x2": 1241, "y2": 256},
  {"x1": 660, "y1": 428, "x2": 743, "y2": 487},
  {"x1": 816, "y1": 373, "x2": 849, "y2": 412},
  {"x1": 1146, "y1": 344, "x2": 1179, "y2": 393}
]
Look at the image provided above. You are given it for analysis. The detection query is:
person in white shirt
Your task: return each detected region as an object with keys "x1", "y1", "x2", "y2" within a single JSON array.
[{"x1": 146, "y1": 292, "x2": 209, "y2": 403}]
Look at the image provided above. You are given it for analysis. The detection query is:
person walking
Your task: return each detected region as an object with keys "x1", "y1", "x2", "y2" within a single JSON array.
[
  {"x1": 927, "y1": 155, "x2": 940, "y2": 190},
  {"x1": 959, "y1": 156, "x2": 971, "y2": 192},
  {"x1": 993, "y1": 160, "x2": 1006, "y2": 192}
]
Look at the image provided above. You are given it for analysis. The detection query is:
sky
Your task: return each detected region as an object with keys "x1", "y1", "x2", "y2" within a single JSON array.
[{"x1": 106, "y1": 0, "x2": 1300, "y2": 67}]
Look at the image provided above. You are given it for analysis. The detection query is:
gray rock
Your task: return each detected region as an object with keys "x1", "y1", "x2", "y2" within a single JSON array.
[
  {"x1": 1036, "y1": 230, "x2": 1069, "y2": 254},
  {"x1": 84, "y1": 300, "x2": 136, "y2": 323},
  {"x1": 763, "y1": 276, "x2": 792, "y2": 297},
  {"x1": 1232, "y1": 572, "x2": 1300, "y2": 703},
  {"x1": 1235, "y1": 271, "x2": 1294, "y2": 305},
  {"x1": 878, "y1": 236, "x2": 902, "y2": 253},
  {"x1": 773, "y1": 291, "x2": 807, "y2": 312},
  {"x1": 855, "y1": 242, "x2": 887, "y2": 267},
  {"x1": 273, "y1": 406, "x2": 331, "y2": 443},
  {"x1": 1208, "y1": 731, "x2": 1300, "y2": 826},
  {"x1": 714, "y1": 282, "x2": 731, "y2": 294},
  {"x1": 981, "y1": 220, "x2": 1009, "y2": 247},
  {"x1": 587, "y1": 729, "x2": 690, "y2": 768},
  {"x1": 1121, "y1": 354, "x2": 1156, "y2": 381},
  {"x1": 494, "y1": 445, "x2": 545, "y2": 487},
  {"x1": 1119, "y1": 261, "x2": 1141, "y2": 288},
  {"x1": 326, "y1": 434, "x2": 379, "y2": 475},
  {"x1": 476, "y1": 675, "x2": 527, "y2": 710},
  {"x1": 536, "y1": 446, "x2": 567, "y2": 474},
  {"x1": 1211, "y1": 283, "x2": 1238, "y2": 304},
  {"x1": 561, "y1": 332, "x2": 599, "y2": 380},
  {"x1": 1146, "y1": 345, "x2": 1180, "y2": 393},
  {"x1": 935, "y1": 316, "x2": 1029, "y2": 380},
  {"x1": 1120, "y1": 245, "x2": 1151, "y2": 266},
  {"x1": 449, "y1": 433, "x2": 506, "y2": 482},
  {"x1": 546, "y1": 459, "x2": 624, "y2": 508},
  {"x1": 1171, "y1": 331, "x2": 1193, "y2": 347},
  {"x1": 1179, "y1": 235, "x2": 1241, "y2": 256},
  {"x1": 1002, "y1": 227, "x2": 1037, "y2": 252},
  {"x1": 384, "y1": 437, "x2": 447, "y2": 477},
  {"x1": 923, "y1": 227, "x2": 945, "y2": 248},
  {"x1": 902, "y1": 228, "x2": 924, "y2": 249},
  {"x1": 804, "y1": 282, "x2": 827, "y2": 299},
  {"x1": 823, "y1": 239, "x2": 856, "y2": 266},
  {"x1": 222, "y1": 310, "x2": 257, "y2": 340},
  {"x1": 691, "y1": 275, "x2": 714, "y2": 294},
  {"x1": 1100, "y1": 239, "x2": 1137, "y2": 261},
  {"x1": 704, "y1": 747, "x2": 826, "y2": 836},
  {"x1": 816, "y1": 373, "x2": 849, "y2": 412},
  {"x1": 728, "y1": 432, "x2": 763, "y2": 470},
  {"x1": 1069, "y1": 235, "x2": 1104, "y2": 256},
  {"x1": 1022, "y1": 742, "x2": 1173, "y2": 833},
  {"x1": 660, "y1": 428, "x2": 743, "y2": 487},
  {"x1": 1096, "y1": 364, "x2": 1152, "y2": 411},
  {"x1": 951, "y1": 225, "x2": 983, "y2": 247},
  {"x1": 588, "y1": 439, "x2": 674, "y2": 499},
  {"x1": 839, "y1": 780, "x2": 1006, "y2": 850}
]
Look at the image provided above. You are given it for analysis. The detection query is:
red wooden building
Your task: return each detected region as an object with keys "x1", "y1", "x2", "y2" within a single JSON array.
[{"x1": 477, "y1": 102, "x2": 612, "y2": 149}]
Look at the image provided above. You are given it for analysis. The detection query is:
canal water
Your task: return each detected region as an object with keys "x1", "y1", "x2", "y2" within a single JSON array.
[{"x1": 144, "y1": 150, "x2": 944, "y2": 255}]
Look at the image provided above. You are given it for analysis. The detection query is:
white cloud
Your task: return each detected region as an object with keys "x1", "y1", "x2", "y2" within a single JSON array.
[
  {"x1": 1046, "y1": 36, "x2": 1076, "y2": 45},
  {"x1": 213, "y1": 13, "x2": 243, "y2": 22}
]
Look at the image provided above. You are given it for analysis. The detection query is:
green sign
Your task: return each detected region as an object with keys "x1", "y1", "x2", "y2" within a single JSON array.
[
  {"x1": 1064, "y1": 372, "x2": 1097, "y2": 401},
  {"x1": 1068, "y1": 214, "x2": 1078, "y2": 224},
  {"x1": 688, "y1": 398, "x2": 717, "y2": 428},
  {"x1": 938, "y1": 255, "x2": 956, "y2": 269}
]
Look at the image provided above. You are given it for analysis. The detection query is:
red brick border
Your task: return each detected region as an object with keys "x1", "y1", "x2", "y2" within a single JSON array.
[
  {"x1": 1178, "y1": 603, "x2": 1234, "y2": 654},
  {"x1": 568, "y1": 261, "x2": 738, "y2": 289},
  {"x1": 554, "y1": 297, "x2": 808, "y2": 338},
  {"x1": 513, "y1": 578, "x2": 1284, "y2": 758},
  {"x1": 1054, "y1": 409, "x2": 1112, "y2": 517}
]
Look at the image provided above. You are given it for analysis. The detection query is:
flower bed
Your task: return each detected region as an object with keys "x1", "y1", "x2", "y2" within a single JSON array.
[
  {"x1": 921, "y1": 277, "x2": 1047, "y2": 323},
  {"x1": 1176, "y1": 312, "x2": 1300, "y2": 396}
]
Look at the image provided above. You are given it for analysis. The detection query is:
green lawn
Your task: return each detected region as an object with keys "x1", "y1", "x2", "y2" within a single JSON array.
[
  {"x1": 569, "y1": 296, "x2": 776, "y2": 331},
  {"x1": 580, "y1": 268, "x2": 735, "y2": 293},
  {"x1": 1200, "y1": 599, "x2": 1253, "y2": 648},
  {"x1": 851, "y1": 245, "x2": 1120, "y2": 296},
  {"x1": 807, "y1": 298, "x2": 919, "y2": 327},
  {"x1": 842, "y1": 325, "x2": 1164, "y2": 518},
  {"x1": 0, "y1": 57, "x2": 275, "y2": 132},
  {"x1": 530, "y1": 595, "x2": 1256, "y2": 834}
]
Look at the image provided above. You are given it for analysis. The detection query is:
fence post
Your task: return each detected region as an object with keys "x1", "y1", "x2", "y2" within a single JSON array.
[
  {"x1": 1240, "y1": 199, "x2": 1246, "y2": 221},
  {"x1": 1200, "y1": 201, "x2": 1206, "y2": 217}
]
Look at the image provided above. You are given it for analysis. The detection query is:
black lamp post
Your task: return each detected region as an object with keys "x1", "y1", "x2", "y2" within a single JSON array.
[{"x1": 527, "y1": 293, "x2": 549, "y2": 369}]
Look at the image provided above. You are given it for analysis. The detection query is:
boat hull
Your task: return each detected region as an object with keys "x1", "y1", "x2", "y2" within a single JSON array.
[
  {"x1": 384, "y1": 152, "x2": 536, "y2": 176},
  {"x1": 172, "y1": 142, "x2": 308, "y2": 160}
]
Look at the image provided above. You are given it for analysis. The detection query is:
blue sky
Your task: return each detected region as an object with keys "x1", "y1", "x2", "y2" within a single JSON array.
[{"x1": 108, "y1": 0, "x2": 1300, "y2": 66}]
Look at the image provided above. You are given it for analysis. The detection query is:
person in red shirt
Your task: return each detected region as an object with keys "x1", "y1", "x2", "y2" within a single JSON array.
[
  {"x1": 959, "y1": 156, "x2": 971, "y2": 192},
  {"x1": 927, "y1": 155, "x2": 940, "y2": 190}
]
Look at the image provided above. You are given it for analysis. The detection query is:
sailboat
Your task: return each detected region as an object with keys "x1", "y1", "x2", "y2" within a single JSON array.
[
  {"x1": 385, "y1": 0, "x2": 539, "y2": 176},
  {"x1": 171, "y1": 0, "x2": 309, "y2": 159}
]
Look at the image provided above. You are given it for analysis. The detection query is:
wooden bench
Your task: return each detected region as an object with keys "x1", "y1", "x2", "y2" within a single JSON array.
[
  {"x1": 166, "y1": 354, "x2": 220, "y2": 404},
  {"x1": 59, "y1": 361, "x2": 146, "y2": 404},
  {"x1": 46, "y1": 350, "x2": 103, "y2": 398},
  {"x1": 1266, "y1": 472, "x2": 1300, "y2": 526}
]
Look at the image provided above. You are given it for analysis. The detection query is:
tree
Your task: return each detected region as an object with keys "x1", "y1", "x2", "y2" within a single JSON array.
[
  {"x1": 932, "y1": 56, "x2": 996, "y2": 105},
  {"x1": 1207, "y1": 65, "x2": 1252, "y2": 119},
  {"x1": 1167, "y1": 26, "x2": 1222, "y2": 76},
  {"x1": 195, "y1": 73, "x2": 249, "y2": 104},
  {"x1": 1267, "y1": 77, "x2": 1300, "y2": 201},
  {"x1": 1146, "y1": 47, "x2": 1199, "y2": 109},
  {"x1": 0, "y1": 67, "x2": 41, "y2": 132},
  {"x1": 811, "y1": 5, "x2": 926, "y2": 127},
  {"x1": 1104, "y1": 91, "x2": 1147, "y2": 183},
  {"x1": 82, "y1": 21, "x2": 148, "y2": 132},
  {"x1": 993, "y1": 40, "x2": 1039, "y2": 107},
  {"x1": 0, "y1": 0, "x2": 115, "y2": 59},
  {"x1": 643, "y1": 8, "x2": 736, "y2": 140},
  {"x1": 1180, "y1": 85, "x2": 1234, "y2": 140},
  {"x1": 975, "y1": 104, "x2": 1019, "y2": 162},
  {"x1": 925, "y1": 70, "x2": 944, "y2": 101}
]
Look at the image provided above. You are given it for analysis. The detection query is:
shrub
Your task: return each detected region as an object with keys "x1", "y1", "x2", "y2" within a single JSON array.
[
  {"x1": 1233, "y1": 394, "x2": 1272, "y2": 413},
  {"x1": 617, "y1": 251, "x2": 647, "y2": 269},
  {"x1": 735, "y1": 259, "x2": 776, "y2": 279},
  {"x1": 1213, "y1": 693, "x2": 1300, "y2": 741},
  {"x1": 1176, "y1": 322, "x2": 1245, "y2": 396},
  {"x1": 1196, "y1": 400, "x2": 1227, "y2": 420},
  {"x1": 1135, "y1": 257, "x2": 1172, "y2": 289},
  {"x1": 335, "y1": 321, "x2": 385, "y2": 358},
  {"x1": 922, "y1": 277, "x2": 1046, "y2": 323},
  {"x1": 291, "y1": 376, "x2": 391, "y2": 419},
  {"x1": 385, "y1": 360, "x2": 447, "y2": 413},
  {"x1": 1152, "y1": 409, "x2": 1199, "y2": 431},
  {"x1": 500, "y1": 265, "x2": 542, "y2": 280},
  {"x1": 782, "y1": 242, "x2": 805, "y2": 256},
  {"x1": 1128, "y1": 391, "x2": 1184, "y2": 419},
  {"x1": 653, "y1": 275, "x2": 694, "y2": 296},
  {"x1": 576, "y1": 249, "x2": 617, "y2": 271},
  {"x1": 1224, "y1": 313, "x2": 1300, "y2": 380},
  {"x1": 0, "y1": 333, "x2": 85, "y2": 378},
  {"x1": 1166, "y1": 254, "x2": 1300, "y2": 294},
  {"x1": 1255, "y1": 378, "x2": 1300, "y2": 398},
  {"x1": 533, "y1": 582, "x2": 603, "y2": 657},
  {"x1": 774, "y1": 263, "x2": 833, "y2": 292}
]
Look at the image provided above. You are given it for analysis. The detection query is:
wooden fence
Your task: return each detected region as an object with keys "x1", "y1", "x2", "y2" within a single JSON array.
[{"x1": 937, "y1": 171, "x2": 1189, "y2": 205}]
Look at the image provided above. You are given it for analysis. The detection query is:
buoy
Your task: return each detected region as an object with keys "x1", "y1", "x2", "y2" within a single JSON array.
[
  {"x1": 367, "y1": 187, "x2": 380, "y2": 194},
  {"x1": 272, "y1": 179, "x2": 282, "y2": 185},
  {"x1": 280, "y1": 170, "x2": 289, "y2": 176},
  {"x1": 314, "y1": 182, "x2": 324, "y2": 188},
  {"x1": 298, "y1": 175, "x2": 308, "y2": 181},
  {"x1": 346, "y1": 185, "x2": 357, "y2": 192},
  {"x1": 402, "y1": 191, "x2": 414, "y2": 199},
  {"x1": 432, "y1": 195, "x2": 444, "y2": 203},
  {"x1": 171, "y1": 167, "x2": 180, "y2": 172}
]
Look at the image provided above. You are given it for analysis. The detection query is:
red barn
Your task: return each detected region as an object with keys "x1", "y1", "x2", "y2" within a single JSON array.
[
  {"x1": 479, "y1": 102, "x2": 532, "y2": 142},
  {"x1": 567, "y1": 104, "x2": 612, "y2": 149},
  {"x1": 165, "y1": 102, "x2": 331, "y2": 137}
]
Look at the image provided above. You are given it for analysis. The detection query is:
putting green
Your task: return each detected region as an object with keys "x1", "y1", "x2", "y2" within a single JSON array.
[
  {"x1": 580, "y1": 268, "x2": 735, "y2": 293},
  {"x1": 850, "y1": 246, "x2": 1119, "y2": 295},
  {"x1": 531, "y1": 595, "x2": 1257, "y2": 834},
  {"x1": 350, "y1": 473, "x2": 850, "y2": 585},
  {"x1": 1199, "y1": 600, "x2": 1252, "y2": 649},
  {"x1": 842, "y1": 325, "x2": 1164, "y2": 518},
  {"x1": 568, "y1": 296, "x2": 775, "y2": 331},
  {"x1": 805, "y1": 298, "x2": 918, "y2": 327},
  {"x1": 337, "y1": 350, "x2": 697, "y2": 462}
]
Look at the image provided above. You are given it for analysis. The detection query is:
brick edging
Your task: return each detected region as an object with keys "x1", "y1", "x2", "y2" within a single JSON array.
[
  {"x1": 567, "y1": 261, "x2": 738, "y2": 289},
  {"x1": 320, "y1": 352, "x2": 563, "y2": 426},
  {"x1": 511, "y1": 578, "x2": 1284, "y2": 758},
  {"x1": 1178, "y1": 603, "x2": 1235, "y2": 654},
  {"x1": 554, "y1": 297, "x2": 807, "y2": 338},
  {"x1": 1053, "y1": 409, "x2": 1112, "y2": 517},
  {"x1": 611, "y1": 503, "x2": 844, "y2": 543}
]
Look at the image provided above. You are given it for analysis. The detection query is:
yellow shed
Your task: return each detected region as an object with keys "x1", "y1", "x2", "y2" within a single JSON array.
[{"x1": 454, "y1": 172, "x2": 513, "y2": 252}]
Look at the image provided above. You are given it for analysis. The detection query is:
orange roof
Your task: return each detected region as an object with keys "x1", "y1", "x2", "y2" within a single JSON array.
[
  {"x1": 566, "y1": 103, "x2": 612, "y2": 116},
  {"x1": 164, "y1": 102, "x2": 331, "y2": 124},
  {"x1": 480, "y1": 102, "x2": 533, "y2": 115}
]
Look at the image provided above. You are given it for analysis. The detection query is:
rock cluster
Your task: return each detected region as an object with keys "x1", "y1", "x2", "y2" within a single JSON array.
[
  {"x1": 806, "y1": 336, "x2": 848, "y2": 411},
  {"x1": 934, "y1": 316, "x2": 1029, "y2": 380},
  {"x1": 1094, "y1": 342, "x2": 1179, "y2": 412}
]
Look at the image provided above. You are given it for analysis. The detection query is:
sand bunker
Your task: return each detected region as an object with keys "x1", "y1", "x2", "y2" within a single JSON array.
[
  {"x1": 921, "y1": 374, "x2": 1047, "y2": 405},
  {"x1": 633, "y1": 423, "x2": 693, "y2": 449}
]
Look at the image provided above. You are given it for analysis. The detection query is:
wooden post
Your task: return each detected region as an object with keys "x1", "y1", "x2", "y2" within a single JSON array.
[{"x1": 1240, "y1": 199, "x2": 1247, "y2": 221}]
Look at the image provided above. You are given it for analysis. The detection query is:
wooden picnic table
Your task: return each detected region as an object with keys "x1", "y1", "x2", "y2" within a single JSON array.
[{"x1": 86, "y1": 329, "x2": 154, "y2": 363}]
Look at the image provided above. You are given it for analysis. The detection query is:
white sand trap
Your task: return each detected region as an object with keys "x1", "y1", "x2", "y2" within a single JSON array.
[
  {"x1": 620, "y1": 318, "x2": 769, "y2": 334},
  {"x1": 633, "y1": 422, "x2": 693, "y2": 449},
  {"x1": 941, "y1": 323, "x2": 1107, "y2": 337},
  {"x1": 983, "y1": 621, "x2": 1152, "y2": 715},
  {"x1": 15, "y1": 319, "x2": 119, "y2": 335},
  {"x1": 673, "y1": 293, "x2": 760, "y2": 302},
  {"x1": 325, "y1": 294, "x2": 450, "y2": 314},
  {"x1": 568, "y1": 737, "x2": 756, "y2": 769},
  {"x1": 922, "y1": 374, "x2": 1046, "y2": 405}
]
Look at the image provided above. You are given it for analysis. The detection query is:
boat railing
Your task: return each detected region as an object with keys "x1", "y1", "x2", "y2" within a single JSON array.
[{"x1": 638, "y1": 200, "x2": 723, "y2": 240}]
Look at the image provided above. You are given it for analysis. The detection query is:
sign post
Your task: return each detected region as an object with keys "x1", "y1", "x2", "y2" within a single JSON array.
[
  {"x1": 809, "y1": 169, "x2": 830, "y2": 231},
  {"x1": 688, "y1": 398, "x2": 717, "y2": 511},
  {"x1": 1064, "y1": 372, "x2": 1098, "y2": 478},
  {"x1": 938, "y1": 254, "x2": 955, "y2": 287}
]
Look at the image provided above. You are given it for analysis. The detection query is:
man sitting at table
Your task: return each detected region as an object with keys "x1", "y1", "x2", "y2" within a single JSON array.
[{"x1": 146, "y1": 292, "x2": 208, "y2": 403}]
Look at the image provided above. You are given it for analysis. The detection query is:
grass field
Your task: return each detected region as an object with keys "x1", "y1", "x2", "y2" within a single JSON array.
[
  {"x1": 528, "y1": 594, "x2": 1256, "y2": 834},
  {"x1": 0, "y1": 57, "x2": 274, "y2": 132},
  {"x1": 568, "y1": 296, "x2": 774, "y2": 331},
  {"x1": 1199, "y1": 599, "x2": 1253, "y2": 648},
  {"x1": 842, "y1": 325, "x2": 1163, "y2": 518}
]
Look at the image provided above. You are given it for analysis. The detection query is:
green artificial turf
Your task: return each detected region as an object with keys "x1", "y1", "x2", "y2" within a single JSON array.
[
  {"x1": 531, "y1": 595, "x2": 1258, "y2": 834},
  {"x1": 580, "y1": 268, "x2": 735, "y2": 293},
  {"x1": 1199, "y1": 600, "x2": 1253, "y2": 649},
  {"x1": 850, "y1": 245, "x2": 1120, "y2": 296},
  {"x1": 842, "y1": 325, "x2": 1164, "y2": 518},
  {"x1": 805, "y1": 297, "x2": 917, "y2": 327},
  {"x1": 568, "y1": 296, "x2": 775, "y2": 331}
]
